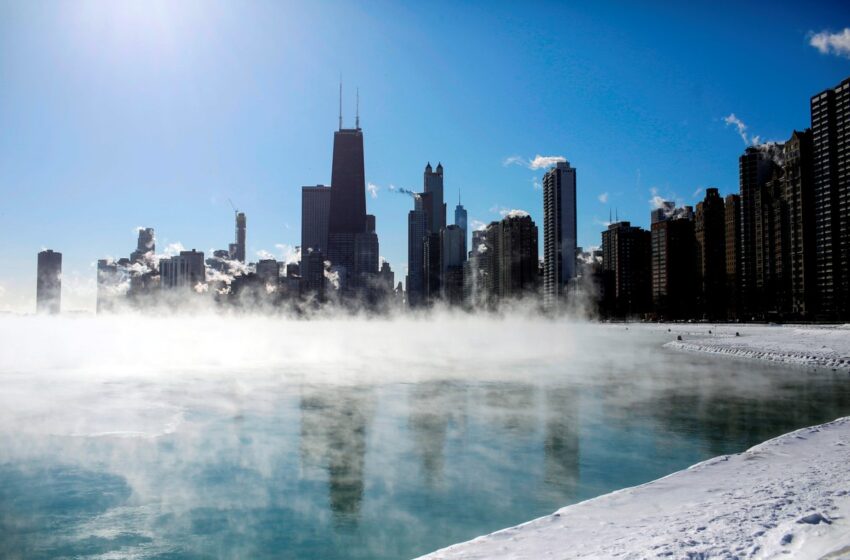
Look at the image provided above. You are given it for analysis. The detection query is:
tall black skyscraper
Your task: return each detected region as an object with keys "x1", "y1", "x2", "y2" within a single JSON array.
[
  {"x1": 423, "y1": 162, "x2": 446, "y2": 233},
  {"x1": 327, "y1": 89, "x2": 370, "y2": 290},
  {"x1": 36, "y1": 249, "x2": 62, "y2": 314},
  {"x1": 229, "y1": 212, "x2": 246, "y2": 263},
  {"x1": 454, "y1": 196, "x2": 467, "y2": 257},
  {"x1": 811, "y1": 77, "x2": 850, "y2": 318}
]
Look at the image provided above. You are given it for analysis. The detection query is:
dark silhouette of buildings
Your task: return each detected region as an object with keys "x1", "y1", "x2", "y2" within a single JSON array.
[
  {"x1": 301, "y1": 185, "x2": 331, "y2": 256},
  {"x1": 811, "y1": 78, "x2": 850, "y2": 319},
  {"x1": 724, "y1": 194, "x2": 742, "y2": 320},
  {"x1": 406, "y1": 199, "x2": 427, "y2": 307},
  {"x1": 784, "y1": 130, "x2": 816, "y2": 317},
  {"x1": 695, "y1": 189, "x2": 726, "y2": 319},
  {"x1": 424, "y1": 162, "x2": 446, "y2": 233},
  {"x1": 441, "y1": 224, "x2": 466, "y2": 303},
  {"x1": 542, "y1": 161, "x2": 577, "y2": 309},
  {"x1": 229, "y1": 212, "x2": 246, "y2": 263},
  {"x1": 454, "y1": 197, "x2": 467, "y2": 257},
  {"x1": 494, "y1": 213, "x2": 539, "y2": 300},
  {"x1": 651, "y1": 206, "x2": 697, "y2": 319},
  {"x1": 160, "y1": 249, "x2": 206, "y2": 290},
  {"x1": 36, "y1": 249, "x2": 62, "y2": 314},
  {"x1": 601, "y1": 222, "x2": 651, "y2": 317}
]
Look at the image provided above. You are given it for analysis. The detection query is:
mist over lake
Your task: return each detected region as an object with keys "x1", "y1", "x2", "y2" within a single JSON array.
[{"x1": 2, "y1": 314, "x2": 849, "y2": 559}]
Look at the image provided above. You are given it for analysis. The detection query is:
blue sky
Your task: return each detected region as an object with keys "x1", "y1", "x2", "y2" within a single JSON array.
[{"x1": 1, "y1": 0, "x2": 848, "y2": 311}]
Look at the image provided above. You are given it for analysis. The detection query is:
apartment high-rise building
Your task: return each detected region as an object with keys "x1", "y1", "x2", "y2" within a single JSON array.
[
  {"x1": 406, "y1": 202, "x2": 427, "y2": 307},
  {"x1": 783, "y1": 129, "x2": 816, "y2": 317},
  {"x1": 601, "y1": 222, "x2": 651, "y2": 317},
  {"x1": 160, "y1": 249, "x2": 206, "y2": 290},
  {"x1": 542, "y1": 161, "x2": 577, "y2": 308},
  {"x1": 423, "y1": 162, "x2": 446, "y2": 233},
  {"x1": 464, "y1": 228, "x2": 496, "y2": 308},
  {"x1": 301, "y1": 248, "x2": 326, "y2": 300},
  {"x1": 811, "y1": 77, "x2": 850, "y2": 318},
  {"x1": 724, "y1": 194, "x2": 742, "y2": 320},
  {"x1": 739, "y1": 146, "x2": 779, "y2": 318},
  {"x1": 302, "y1": 185, "x2": 331, "y2": 255},
  {"x1": 651, "y1": 210, "x2": 697, "y2": 320},
  {"x1": 495, "y1": 213, "x2": 539, "y2": 300},
  {"x1": 441, "y1": 224, "x2": 466, "y2": 304},
  {"x1": 695, "y1": 188, "x2": 726, "y2": 319},
  {"x1": 36, "y1": 249, "x2": 62, "y2": 314},
  {"x1": 423, "y1": 232, "x2": 442, "y2": 303}
]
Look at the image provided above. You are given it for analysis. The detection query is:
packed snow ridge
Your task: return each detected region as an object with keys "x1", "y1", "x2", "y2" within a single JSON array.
[
  {"x1": 656, "y1": 324, "x2": 850, "y2": 373},
  {"x1": 418, "y1": 417, "x2": 850, "y2": 559}
]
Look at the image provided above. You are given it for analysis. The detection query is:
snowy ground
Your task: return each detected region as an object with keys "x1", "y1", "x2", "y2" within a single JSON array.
[
  {"x1": 418, "y1": 416, "x2": 850, "y2": 559},
  {"x1": 653, "y1": 323, "x2": 850, "y2": 373}
]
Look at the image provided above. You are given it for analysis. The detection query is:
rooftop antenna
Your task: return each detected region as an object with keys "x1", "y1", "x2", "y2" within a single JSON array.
[
  {"x1": 338, "y1": 78, "x2": 343, "y2": 130},
  {"x1": 609, "y1": 208, "x2": 612, "y2": 224},
  {"x1": 615, "y1": 208, "x2": 619, "y2": 222},
  {"x1": 356, "y1": 87, "x2": 360, "y2": 129}
]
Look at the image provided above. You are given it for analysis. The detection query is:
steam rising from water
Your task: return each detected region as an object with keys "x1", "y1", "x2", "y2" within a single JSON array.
[{"x1": 2, "y1": 315, "x2": 849, "y2": 559}]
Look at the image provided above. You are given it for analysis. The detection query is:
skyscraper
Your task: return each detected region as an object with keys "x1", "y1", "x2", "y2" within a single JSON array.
[
  {"x1": 229, "y1": 212, "x2": 247, "y2": 263},
  {"x1": 302, "y1": 185, "x2": 331, "y2": 282},
  {"x1": 724, "y1": 194, "x2": 742, "y2": 320},
  {"x1": 739, "y1": 146, "x2": 779, "y2": 318},
  {"x1": 36, "y1": 249, "x2": 62, "y2": 314},
  {"x1": 602, "y1": 222, "x2": 651, "y2": 317},
  {"x1": 811, "y1": 77, "x2": 850, "y2": 318},
  {"x1": 783, "y1": 130, "x2": 816, "y2": 317},
  {"x1": 542, "y1": 161, "x2": 577, "y2": 308},
  {"x1": 160, "y1": 250, "x2": 206, "y2": 290},
  {"x1": 301, "y1": 185, "x2": 331, "y2": 255},
  {"x1": 423, "y1": 162, "x2": 446, "y2": 233},
  {"x1": 406, "y1": 200, "x2": 427, "y2": 307},
  {"x1": 454, "y1": 197, "x2": 467, "y2": 257},
  {"x1": 695, "y1": 188, "x2": 726, "y2": 319},
  {"x1": 651, "y1": 208, "x2": 697, "y2": 319},
  {"x1": 495, "y1": 213, "x2": 539, "y2": 300},
  {"x1": 327, "y1": 109, "x2": 367, "y2": 290},
  {"x1": 441, "y1": 224, "x2": 466, "y2": 303},
  {"x1": 130, "y1": 227, "x2": 155, "y2": 263}
]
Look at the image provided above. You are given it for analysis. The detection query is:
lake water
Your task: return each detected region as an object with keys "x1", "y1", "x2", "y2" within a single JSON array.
[{"x1": 1, "y1": 317, "x2": 849, "y2": 559}]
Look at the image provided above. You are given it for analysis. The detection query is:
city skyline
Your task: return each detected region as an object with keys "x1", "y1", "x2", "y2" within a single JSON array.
[{"x1": 1, "y1": 2, "x2": 849, "y2": 311}]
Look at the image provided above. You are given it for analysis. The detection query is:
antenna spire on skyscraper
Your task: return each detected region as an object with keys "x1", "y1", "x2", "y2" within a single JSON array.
[
  {"x1": 338, "y1": 77, "x2": 343, "y2": 131},
  {"x1": 356, "y1": 87, "x2": 360, "y2": 129}
]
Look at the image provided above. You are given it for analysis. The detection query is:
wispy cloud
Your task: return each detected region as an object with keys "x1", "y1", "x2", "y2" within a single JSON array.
[
  {"x1": 532, "y1": 176, "x2": 542, "y2": 191},
  {"x1": 809, "y1": 28, "x2": 850, "y2": 59},
  {"x1": 598, "y1": 192, "x2": 609, "y2": 204},
  {"x1": 500, "y1": 208, "x2": 530, "y2": 218},
  {"x1": 367, "y1": 182, "x2": 379, "y2": 199},
  {"x1": 471, "y1": 219, "x2": 488, "y2": 231},
  {"x1": 723, "y1": 113, "x2": 761, "y2": 146},
  {"x1": 502, "y1": 154, "x2": 567, "y2": 170},
  {"x1": 529, "y1": 155, "x2": 566, "y2": 170},
  {"x1": 692, "y1": 187, "x2": 704, "y2": 199}
]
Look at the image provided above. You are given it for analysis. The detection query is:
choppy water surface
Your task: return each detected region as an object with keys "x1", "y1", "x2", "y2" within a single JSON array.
[{"x1": 1, "y1": 316, "x2": 849, "y2": 559}]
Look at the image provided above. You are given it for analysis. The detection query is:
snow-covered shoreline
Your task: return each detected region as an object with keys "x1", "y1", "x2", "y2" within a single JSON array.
[
  {"x1": 418, "y1": 416, "x2": 850, "y2": 559},
  {"x1": 653, "y1": 323, "x2": 850, "y2": 373}
]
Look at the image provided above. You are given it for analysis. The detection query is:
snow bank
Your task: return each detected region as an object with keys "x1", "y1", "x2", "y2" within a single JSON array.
[
  {"x1": 657, "y1": 324, "x2": 850, "y2": 373},
  {"x1": 418, "y1": 416, "x2": 850, "y2": 559}
]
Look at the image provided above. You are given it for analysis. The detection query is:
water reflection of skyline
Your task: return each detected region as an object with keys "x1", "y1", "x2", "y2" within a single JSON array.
[{"x1": 1, "y1": 357, "x2": 849, "y2": 559}]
